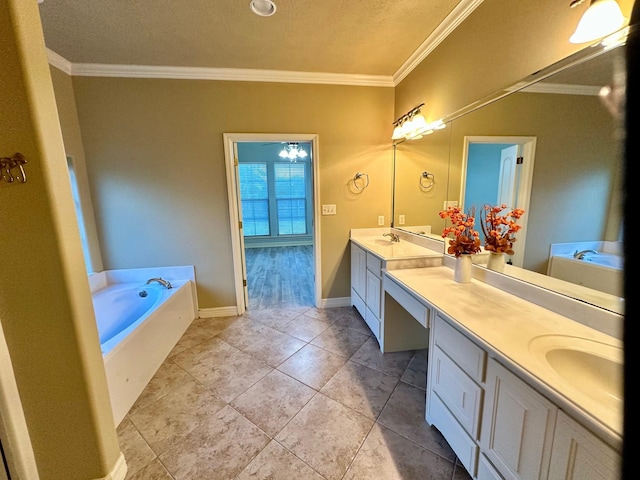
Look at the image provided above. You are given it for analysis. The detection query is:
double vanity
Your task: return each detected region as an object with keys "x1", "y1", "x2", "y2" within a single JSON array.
[{"x1": 350, "y1": 228, "x2": 623, "y2": 480}]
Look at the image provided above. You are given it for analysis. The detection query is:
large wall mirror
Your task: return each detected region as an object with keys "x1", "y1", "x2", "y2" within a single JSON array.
[{"x1": 392, "y1": 28, "x2": 631, "y2": 316}]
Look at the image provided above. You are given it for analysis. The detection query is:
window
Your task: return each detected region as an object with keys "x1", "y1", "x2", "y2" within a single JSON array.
[
  {"x1": 239, "y1": 163, "x2": 270, "y2": 236},
  {"x1": 275, "y1": 162, "x2": 307, "y2": 235}
]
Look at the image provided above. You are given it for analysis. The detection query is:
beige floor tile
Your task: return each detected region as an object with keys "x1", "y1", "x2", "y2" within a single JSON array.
[
  {"x1": 344, "y1": 424, "x2": 456, "y2": 480},
  {"x1": 168, "y1": 316, "x2": 239, "y2": 357},
  {"x1": 278, "y1": 312, "x2": 335, "y2": 342},
  {"x1": 236, "y1": 440, "x2": 324, "y2": 480},
  {"x1": 171, "y1": 336, "x2": 272, "y2": 402},
  {"x1": 378, "y1": 381, "x2": 456, "y2": 462},
  {"x1": 277, "y1": 343, "x2": 347, "y2": 390},
  {"x1": 127, "y1": 378, "x2": 226, "y2": 455},
  {"x1": 400, "y1": 349, "x2": 429, "y2": 390},
  {"x1": 453, "y1": 461, "x2": 474, "y2": 479},
  {"x1": 275, "y1": 393, "x2": 374, "y2": 480},
  {"x1": 116, "y1": 417, "x2": 156, "y2": 478},
  {"x1": 329, "y1": 307, "x2": 374, "y2": 335},
  {"x1": 125, "y1": 457, "x2": 173, "y2": 480},
  {"x1": 215, "y1": 316, "x2": 270, "y2": 350},
  {"x1": 241, "y1": 327, "x2": 306, "y2": 367},
  {"x1": 128, "y1": 360, "x2": 193, "y2": 414},
  {"x1": 159, "y1": 405, "x2": 270, "y2": 480},
  {"x1": 245, "y1": 307, "x2": 308, "y2": 329},
  {"x1": 320, "y1": 361, "x2": 399, "y2": 420},
  {"x1": 351, "y1": 337, "x2": 415, "y2": 377},
  {"x1": 310, "y1": 324, "x2": 370, "y2": 358},
  {"x1": 231, "y1": 370, "x2": 316, "y2": 436}
]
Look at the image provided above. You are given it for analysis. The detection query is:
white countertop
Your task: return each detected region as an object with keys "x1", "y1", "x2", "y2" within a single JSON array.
[
  {"x1": 351, "y1": 236, "x2": 443, "y2": 261},
  {"x1": 384, "y1": 266, "x2": 623, "y2": 450}
]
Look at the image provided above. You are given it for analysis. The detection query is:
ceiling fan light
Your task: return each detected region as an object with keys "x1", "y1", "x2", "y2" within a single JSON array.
[
  {"x1": 250, "y1": 0, "x2": 277, "y2": 17},
  {"x1": 569, "y1": 0, "x2": 626, "y2": 44}
]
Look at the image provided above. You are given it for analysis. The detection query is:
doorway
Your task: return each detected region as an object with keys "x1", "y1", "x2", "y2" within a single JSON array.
[
  {"x1": 460, "y1": 136, "x2": 536, "y2": 267},
  {"x1": 223, "y1": 134, "x2": 321, "y2": 314}
]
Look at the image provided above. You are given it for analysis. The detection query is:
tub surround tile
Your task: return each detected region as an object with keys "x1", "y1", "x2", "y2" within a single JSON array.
[
  {"x1": 116, "y1": 418, "x2": 156, "y2": 478},
  {"x1": 172, "y1": 336, "x2": 273, "y2": 403},
  {"x1": 128, "y1": 361, "x2": 194, "y2": 415},
  {"x1": 344, "y1": 424, "x2": 456, "y2": 480},
  {"x1": 310, "y1": 324, "x2": 370, "y2": 358},
  {"x1": 127, "y1": 378, "x2": 226, "y2": 455},
  {"x1": 400, "y1": 349, "x2": 429, "y2": 390},
  {"x1": 275, "y1": 393, "x2": 374, "y2": 480},
  {"x1": 231, "y1": 370, "x2": 315, "y2": 437},
  {"x1": 159, "y1": 405, "x2": 270, "y2": 480},
  {"x1": 241, "y1": 327, "x2": 306, "y2": 367},
  {"x1": 236, "y1": 440, "x2": 324, "y2": 480},
  {"x1": 277, "y1": 343, "x2": 348, "y2": 390},
  {"x1": 278, "y1": 312, "x2": 336, "y2": 342},
  {"x1": 378, "y1": 382, "x2": 456, "y2": 462},
  {"x1": 320, "y1": 361, "x2": 399, "y2": 420},
  {"x1": 125, "y1": 458, "x2": 173, "y2": 480},
  {"x1": 351, "y1": 337, "x2": 414, "y2": 378}
]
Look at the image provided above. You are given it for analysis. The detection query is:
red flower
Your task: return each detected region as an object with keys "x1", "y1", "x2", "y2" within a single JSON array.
[
  {"x1": 439, "y1": 206, "x2": 481, "y2": 257},
  {"x1": 480, "y1": 204, "x2": 525, "y2": 255}
]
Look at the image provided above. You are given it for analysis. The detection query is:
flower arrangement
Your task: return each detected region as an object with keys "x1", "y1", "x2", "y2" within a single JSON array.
[
  {"x1": 480, "y1": 204, "x2": 525, "y2": 255},
  {"x1": 439, "y1": 206, "x2": 481, "y2": 257}
]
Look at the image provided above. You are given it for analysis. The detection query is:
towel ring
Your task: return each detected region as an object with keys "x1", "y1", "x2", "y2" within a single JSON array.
[
  {"x1": 420, "y1": 171, "x2": 434, "y2": 189},
  {"x1": 353, "y1": 172, "x2": 369, "y2": 191}
]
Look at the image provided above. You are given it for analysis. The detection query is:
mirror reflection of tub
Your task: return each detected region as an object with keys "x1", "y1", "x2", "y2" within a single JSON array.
[{"x1": 547, "y1": 242, "x2": 623, "y2": 297}]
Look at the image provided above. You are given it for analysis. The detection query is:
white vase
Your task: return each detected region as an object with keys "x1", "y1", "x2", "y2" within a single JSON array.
[
  {"x1": 487, "y1": 252, "x2": 506, "y2": 273},
  {"x1": 454, "y1": 254, "x2": 473, "y2": 283}
]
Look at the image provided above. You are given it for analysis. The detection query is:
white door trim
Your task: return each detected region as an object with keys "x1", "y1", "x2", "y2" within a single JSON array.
[
  {"x1": 460, "y1": 136, "x2": 536, "y2": 268},
  {"x1": 223, "y1": 133, "x2": 321, "y2": 314}
]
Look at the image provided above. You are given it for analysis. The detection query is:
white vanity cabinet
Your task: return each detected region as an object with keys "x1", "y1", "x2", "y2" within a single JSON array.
[{"x1": 350, "y1": 242, "x2": 383, "y2": 341}]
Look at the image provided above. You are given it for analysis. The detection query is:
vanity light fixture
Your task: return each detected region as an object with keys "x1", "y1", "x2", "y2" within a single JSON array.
[
  {"x1": 569, "y1": 0, "x2": 626, "y2": 43},
  {"x1": 250, "y1": 0, "x2": 277, "y2": 17},
  {"x1": 279, "y1": 142, "x2": 307, "y2": 160},
  {"x1": 392, "y1": 104, "x2": 446, "y2": 142}
]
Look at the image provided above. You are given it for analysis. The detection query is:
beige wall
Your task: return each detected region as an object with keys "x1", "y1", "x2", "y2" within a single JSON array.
[
  {"x1": 0, "y1": 1, "x2": 120, "y2": 478},
  {"x1": 65, "y1": 76, "x2": 394, "y2": 307}
]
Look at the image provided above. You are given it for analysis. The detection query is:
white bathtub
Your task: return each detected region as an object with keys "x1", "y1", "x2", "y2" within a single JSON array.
[
  {"x1": 547, "y1": 254, "x2": 623, "y2": 297},
  {"x1": 90, "y1": 267, "x2": 197, "y2": 425}
]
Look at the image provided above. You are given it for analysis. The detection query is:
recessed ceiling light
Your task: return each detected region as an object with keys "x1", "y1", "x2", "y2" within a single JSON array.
[{"x1": 250, "y1": 0, "x2": 277, "y2": 17}]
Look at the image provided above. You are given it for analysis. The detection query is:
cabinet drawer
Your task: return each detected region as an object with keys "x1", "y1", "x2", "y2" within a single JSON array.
[
  {"x1": 434, "y1": 314, "x2": 485, "y2": 382},
  {"x1": 366, "y1": 252, "x2": 382, "y2": 277},
  {"x1": 431, "y1": 345, "x2": 482, "y2": 438},
  {"x1": 364, "y1": 306, "x2": 381, "y2": 341},
  {"x1": 428, "y1": 391, "x2": 478, "y2": 476},
  {"x1": 384, "y1": 278, "x2": 430, "y2": 328}
]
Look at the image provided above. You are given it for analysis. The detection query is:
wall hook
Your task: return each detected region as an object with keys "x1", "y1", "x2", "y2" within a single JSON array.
[
  {"x1": 420, "y1": 171, "x2": 434, "y2": 189},
  {"x1": 353, "y1": 172, "x2": 369, "y2": 191},
  {"x1": 1, "y1": 153, "x2": 28, "y2": 184}
]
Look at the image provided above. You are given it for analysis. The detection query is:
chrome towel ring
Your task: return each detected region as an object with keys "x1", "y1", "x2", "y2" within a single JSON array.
[
  {"x1": 420, "y1": 171, "x2": 434, "y2": 189},
  {"x1": 353, "y1": 172, "x2": 369, "y2": 191}
]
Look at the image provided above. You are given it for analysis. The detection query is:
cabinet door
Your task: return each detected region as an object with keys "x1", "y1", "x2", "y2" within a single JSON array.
[
  {"x1": 365, "y1": 269, "x2": 381, "y2": 318},
  {"x1": 350, "y1": 243, "x2": 367, "y2": 299},
  {"x1": 480, "y1": 359, "x2": 556, "y2": 480},
  {"x1": 548, "y1": 411, "x2": 621, "y2": 480}
]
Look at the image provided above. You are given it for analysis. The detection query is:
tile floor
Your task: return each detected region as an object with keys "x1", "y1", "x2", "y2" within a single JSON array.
[{"x1": 117, "y1": 306, "x2": 473, "y2": 480}]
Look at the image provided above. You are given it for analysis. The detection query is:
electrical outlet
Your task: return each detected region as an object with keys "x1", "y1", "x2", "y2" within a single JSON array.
[
  {"x1": 378, "y1": 215, "x2": 384, "y2": 226},
  {"x1": 322, "y1": 204, "x2": 336, "y2": 215},
  {"x1": 399, "y1": 214, "x2": 405, "y2": 225}
]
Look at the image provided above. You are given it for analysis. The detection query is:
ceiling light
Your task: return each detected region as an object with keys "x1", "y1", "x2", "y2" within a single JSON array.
[
  {"x1": 279, "y1": 143, "x2": 307, "y2": 161},
  {"x1": 250, "y1": 0, "x2": 277, "y2": 17},
  {"x1": 569, "y1": 0, "x2": 626, "y2": 44}
]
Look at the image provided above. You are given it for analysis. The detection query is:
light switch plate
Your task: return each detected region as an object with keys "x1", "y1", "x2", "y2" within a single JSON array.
[
  {"x1": 443, "y1": 200, "x2": 458, "y2": 209},
  {"x1": 322, "y1": 204, "x2": 336, "y2": 215},
  {"x1": 378, "y1": 215, "x2": 384, "y2": 226},
  {"x1": 399, "y1": 214, "x2": 405, "y2": 225}
]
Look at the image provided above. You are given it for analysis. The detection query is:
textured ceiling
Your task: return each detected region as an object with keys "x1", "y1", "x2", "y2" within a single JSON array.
[{"x1": 37, "y1": 0, "x2": 464, "y2": 77}]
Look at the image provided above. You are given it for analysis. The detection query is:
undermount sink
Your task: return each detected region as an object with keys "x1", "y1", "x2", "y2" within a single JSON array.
[{"x1": 528, "y1": 334, "x2": 623, "y2": 414}]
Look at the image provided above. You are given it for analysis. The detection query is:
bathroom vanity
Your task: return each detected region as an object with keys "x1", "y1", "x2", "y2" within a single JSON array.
[{"x1": 350, "y1": 230, "x2": 622, "y2": 480}]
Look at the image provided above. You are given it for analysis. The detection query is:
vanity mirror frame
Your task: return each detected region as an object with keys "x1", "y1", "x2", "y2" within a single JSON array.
[{"x1": 391, "y1": 26, "x2": 632, "y2": 315}]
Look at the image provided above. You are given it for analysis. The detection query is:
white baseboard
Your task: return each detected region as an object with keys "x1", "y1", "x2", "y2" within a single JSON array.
[
  {"x1": 320, "y1": 297, "x2": 351, "y2": 308},
  {"x1": 198, "y1": 306, "x2": 239, "y2": 318},
  {"x1": 100, "y1": 453, "x2": 127, "y2": 480}
]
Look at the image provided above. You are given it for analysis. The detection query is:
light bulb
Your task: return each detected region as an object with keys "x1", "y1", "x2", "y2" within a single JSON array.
[{"x1": 570, "y1": 0, "x2": 625, "y2": 44}]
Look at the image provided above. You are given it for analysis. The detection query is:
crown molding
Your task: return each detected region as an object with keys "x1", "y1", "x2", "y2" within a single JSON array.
[
  {"x1": 521, "y1": 82, "x2": 602, "y2": 95},
  {"x1": 392, "y1": 0, "x2": 484, "y2": 85},
  {"x1": 47, "y1": 48, "x2": 72, "y2": 74}
]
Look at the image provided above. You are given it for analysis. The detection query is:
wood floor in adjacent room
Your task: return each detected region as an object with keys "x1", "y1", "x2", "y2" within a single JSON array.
[{"x1": 245, "y1": 245, "x2": 315, "y2": 310}]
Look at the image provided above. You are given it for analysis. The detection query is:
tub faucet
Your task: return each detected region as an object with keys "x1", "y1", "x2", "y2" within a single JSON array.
[
  {"x1": 573, "y1": 249, "x2": 598, "y2": 260},
  {"x1": 383, "y1": 233, "x2": 400, "y2": 242},
  {"x1": 146, "y1": 277, "x2": 172, "y2": 289}
]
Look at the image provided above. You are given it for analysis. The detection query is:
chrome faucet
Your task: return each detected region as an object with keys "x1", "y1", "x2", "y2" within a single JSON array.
[
  {"x1": 146, "y1": 277, "x2": 172, "y2": 289},
  {"x1": 573, "y1": 249, "x2": 598, "y2": 260},
  {"x1": 383, "y1": 233, "x2": 400, "y2": 243}
]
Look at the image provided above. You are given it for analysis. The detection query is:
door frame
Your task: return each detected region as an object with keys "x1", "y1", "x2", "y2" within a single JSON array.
[
  {"x1": 223, "y1": 133, "x2": 321, "y2": 314},
  {"x1": 459, "y1": 136, "x2": 536, "y2": 267}
]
